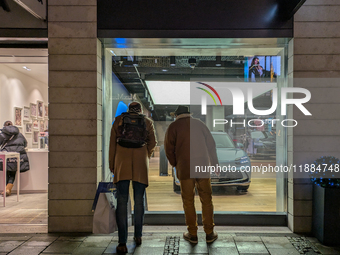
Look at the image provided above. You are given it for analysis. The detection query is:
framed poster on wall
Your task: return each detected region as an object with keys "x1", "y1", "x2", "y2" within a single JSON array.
[
  {"x1": 23, "y1": 106, "x2": 30, "y2": 121},
  {"x1": 32, "y1": 119, "x2": 39, "y2": 129},
  {"x1": 25, "y1": 122, "x2": 32, "y2": 134},
  {"x1": 37, "y1": 101, "x2": 44, "y2": 119},
  {"x1": 44, "y1": 105, "x2": 48, "y2": 118},
  {"x1": 33, "y1": 130, "x2": 39, "y2": 144},
  {"x1": 30, "y1": 103, "x2": 37, "y2": 117},
  {"x1": 39, "y1": 120, "x2": 45, "y2": 132},
  {"x1": 14, "y1": 107, "x2": 22, "y2": 127}
]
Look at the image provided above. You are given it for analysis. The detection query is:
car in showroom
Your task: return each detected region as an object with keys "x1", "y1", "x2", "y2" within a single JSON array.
[
  {"x1": 173, "y1": 131, "x2": 252, "y2": 192},
  {"x1": 249, "y1": 130, "x2": 276, "y2": 159}
]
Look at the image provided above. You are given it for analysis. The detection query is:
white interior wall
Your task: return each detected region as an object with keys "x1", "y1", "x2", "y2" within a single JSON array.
[{"x1": 0, "y1": 64, "x2": 48, "y2": 148}]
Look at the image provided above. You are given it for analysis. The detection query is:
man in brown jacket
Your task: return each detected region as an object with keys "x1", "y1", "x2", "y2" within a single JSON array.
[
  {"x1": 109, "y1": 102, "x2": 157, "y2": 253},
  {"x1": 164, "y1": 105, "x2": 218, "y2": 244}
]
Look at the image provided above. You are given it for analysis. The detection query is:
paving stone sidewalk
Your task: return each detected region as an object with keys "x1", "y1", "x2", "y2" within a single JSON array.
[{"x1": 0, "y1": 232, "x2": 339, "y2": 255}]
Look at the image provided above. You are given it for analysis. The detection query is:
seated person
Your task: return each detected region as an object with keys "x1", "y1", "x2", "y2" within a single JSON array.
[{"x1": 0, "y1": 121, "x2": 30, "y2": 196}]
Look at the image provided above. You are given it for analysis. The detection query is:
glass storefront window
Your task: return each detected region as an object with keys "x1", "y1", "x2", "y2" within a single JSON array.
[
  {"x1": 101, "y1": 38, "x2": 289, "y2": 214},
  {"x1": 0, "y1": 48, "x2": 48, "y2": 228}
]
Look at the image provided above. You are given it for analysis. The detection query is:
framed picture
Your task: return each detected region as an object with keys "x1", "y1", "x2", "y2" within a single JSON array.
[
  {"x1": 37, "y1": 100, "x2": 44, "y2": 119},
  {"x1": 39, "y1": 120, "x2": 45, "y2": 132},
  {"x1": 14, "y1": 107, "x2": 22, "y2": 127},
  {"x1": 30, "y1": 103, "x2": 37, "y2": 117},
  {"x1": 23, "y1": 106, "x2": 30, "y2": 121},
  {"x1": 25, "y1": 122, "x2": 32, "y2": 134},
  {"x1": 32, "y1": 119, "x2": 39, "y2": 129},
  {"x1": 33, "y1": 130, "x2": 39, "y2": 144},
  {"x1": 44, "y1": 105, "x2": 48, "y2": 118}
]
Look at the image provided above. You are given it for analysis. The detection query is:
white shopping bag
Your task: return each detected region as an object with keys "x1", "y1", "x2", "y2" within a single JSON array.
[{"x1": 93, "y1": 193, "x2": 118, "y2": 234}]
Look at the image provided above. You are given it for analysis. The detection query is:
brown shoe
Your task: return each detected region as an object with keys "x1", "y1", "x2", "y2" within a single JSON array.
[
  {"x1": 134, "y1": 237, "x2": 142, "y2": 246},
  {"x1": 183, "y1": 232, "x2": 198, "y2": 244},
  {"x1": 206, "y1": 231, "x2": 218, "y2": 243},
  {"x1": 1, "y1": 191, "x2": 10, "y2": 197},
  {"x1": 2, "y1": 184, "x2": 13, "y2": 197},
  {"x1": 116, "y1": 243, "x2": 128, "y2": 253}
]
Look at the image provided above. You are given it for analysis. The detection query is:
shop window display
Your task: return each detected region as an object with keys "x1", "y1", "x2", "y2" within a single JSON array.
[{"x1": 102, "y1": 39, "x2": 288, "y2": 213}]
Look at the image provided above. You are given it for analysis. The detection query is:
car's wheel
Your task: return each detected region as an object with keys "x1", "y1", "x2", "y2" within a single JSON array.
[
  {"x1": 237, "y1": 185, "x2": 249, "y2": 192},
  {"x1": 173, "y1": 177, "x2": 181, "y2": 193}
]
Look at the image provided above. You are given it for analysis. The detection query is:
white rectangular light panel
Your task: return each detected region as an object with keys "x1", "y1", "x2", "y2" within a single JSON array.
[
  {"x1": 145, "y1": 80, "x2": 277, "y2": 105},
  {"x1": 145, "y1": 81, "x2": 190, "y2": 105}
]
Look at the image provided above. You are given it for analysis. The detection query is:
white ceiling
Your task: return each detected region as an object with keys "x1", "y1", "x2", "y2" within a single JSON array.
[
  {"x1": 0, "y1": 48, "x2": 48, "y2": 84},
  {"x1": 4, "y1": 63, "x2": 48, "y2": 84}
]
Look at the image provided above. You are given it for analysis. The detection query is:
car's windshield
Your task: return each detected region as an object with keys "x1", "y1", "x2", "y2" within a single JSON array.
[{"x1": 212, "y1": 133, "x2": 235, "y2": 148}]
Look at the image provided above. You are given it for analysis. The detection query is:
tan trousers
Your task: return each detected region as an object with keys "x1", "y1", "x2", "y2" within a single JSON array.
[{"x1": 179, "y1": 178, "x2": 214, "y2": 235}]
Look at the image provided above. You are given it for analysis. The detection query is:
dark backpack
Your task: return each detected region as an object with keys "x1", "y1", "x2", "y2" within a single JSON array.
[{"x1": 117, "y1": 113, "x2": 147, "y2": 148}]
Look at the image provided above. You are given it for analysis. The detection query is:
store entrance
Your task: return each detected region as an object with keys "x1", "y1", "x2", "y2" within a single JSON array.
[
  {"x1": 101, "y1": 38, "x2": 289, "y2": 224},
  {"x1": 0, "y1": 48, "x2": 48, "y2": 232}
]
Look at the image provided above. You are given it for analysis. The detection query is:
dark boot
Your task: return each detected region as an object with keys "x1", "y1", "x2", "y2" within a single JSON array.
[
  {"x1": 116, "y1": 243, "x2": 128, "y2": 253},
  {"x1": 206, "y1": 231, "x2": 218, "y2": 243},
  {"x1": 134, "y1": 237, "x2": 142, "y2": 246},
  {"x1": 183, "y1": 232, "x2": 198, "y2": 244}
]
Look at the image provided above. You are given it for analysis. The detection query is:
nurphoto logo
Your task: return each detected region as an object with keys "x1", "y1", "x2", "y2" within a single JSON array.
[{"x1": 196, "y1": 82, "x2": 312, "y2": 128}]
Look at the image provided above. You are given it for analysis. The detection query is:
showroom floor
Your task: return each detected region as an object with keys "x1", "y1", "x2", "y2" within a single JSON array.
[{"x1": 138, "y1": 157, "x2": 277, "y2": 212}]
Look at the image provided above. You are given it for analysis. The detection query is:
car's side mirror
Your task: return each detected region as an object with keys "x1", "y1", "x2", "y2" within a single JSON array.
[{"x1": 236, "y1": 143, "x2": 244, "y2": 148}]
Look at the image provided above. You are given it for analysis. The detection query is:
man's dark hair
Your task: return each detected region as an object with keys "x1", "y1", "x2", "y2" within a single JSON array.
[{"x1": 3, "y1": 121, "x2": 13, "y2": 127}]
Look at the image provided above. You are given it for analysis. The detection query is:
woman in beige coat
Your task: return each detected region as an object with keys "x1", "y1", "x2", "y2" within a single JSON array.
[{"x1": 109, "y1": 102, "x2": 157, "y2": 253}]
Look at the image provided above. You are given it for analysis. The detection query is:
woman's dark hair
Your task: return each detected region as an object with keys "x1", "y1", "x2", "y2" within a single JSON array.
[
  {"x1": 3, "y1": 121, "x2": 13, "y2": 127},
  {"x1": 250, "y1": 57, "x2": 259, "y2": 67}
]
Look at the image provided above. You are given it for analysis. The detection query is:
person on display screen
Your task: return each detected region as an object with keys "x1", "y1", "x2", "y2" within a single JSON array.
[
  {"x1": 249, "y1": 56, "x2": 264, "y2": 82},
  {"x1": 0, "y1": 121, "x2": 30, "y2": 196}
]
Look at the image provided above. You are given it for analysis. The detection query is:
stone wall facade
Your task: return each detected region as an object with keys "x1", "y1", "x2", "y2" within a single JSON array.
[
  {"x1": 47, "y1": 0, "x2": 101, "y2": 232},
  {"x1": 288, "y1": 0, "x2": 340, "y2": 233}
]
